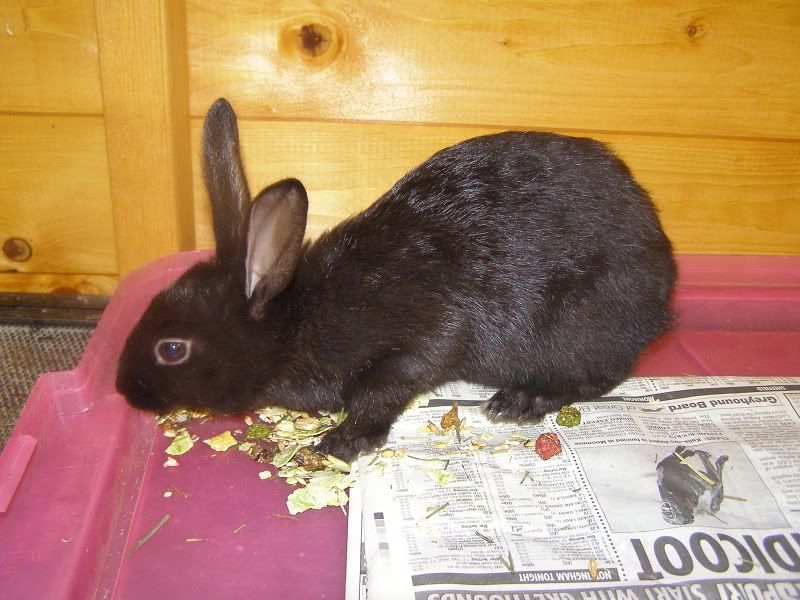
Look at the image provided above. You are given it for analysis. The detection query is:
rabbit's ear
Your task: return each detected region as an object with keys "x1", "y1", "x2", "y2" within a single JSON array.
[
  {"x1": 202, "y1": 98, "x2": 251, "y2": 269},
  {"x1": 245, "y1": 178, "x2": 308, "y2": 317}
]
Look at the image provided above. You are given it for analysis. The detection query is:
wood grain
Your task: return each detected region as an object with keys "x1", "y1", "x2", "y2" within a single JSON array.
[
  {"x1": 190, "y1": 119, "x2": 800, "y2": 255},
  {"x1": 0, "y1": 115, "x2": 117, "y2": 275},
  {"x1": 603, "y1": 134, "x2": 800, "y2": 254},
  {"x1": 187, "y1": 0, "x2": 800, "y2": 139},
  {"x1": 0, "y1": 272, "x2": 117, "y2": 295},
  {"x1": 0, "y1": 0, "x2": 102, "y2": 113},
  {"x1": 2, "y1": 0, "x2": 798, "y2": 297},
  {"x1": 96, "y1": 0, "x2": 195, "y2": 276}
]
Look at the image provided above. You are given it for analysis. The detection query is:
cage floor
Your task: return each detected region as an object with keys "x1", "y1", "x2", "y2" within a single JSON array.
[{"x1": 0, "y1": 324, "x2": 93, "y2": 450}]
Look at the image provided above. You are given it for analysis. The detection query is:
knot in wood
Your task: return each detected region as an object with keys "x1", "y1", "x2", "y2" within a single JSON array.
[
  {"x1": 3, "y1": 237, "x2": 32, "y2": 262},
  {"x1": 686, "y1": 20, "x2": 706, "y2": 41},
  {"x1": 299, "y1": 23, "x2": 331, "y2": 58},
  {"x1": 280, "y1": 15, "x2": 343, "y2": 69}
]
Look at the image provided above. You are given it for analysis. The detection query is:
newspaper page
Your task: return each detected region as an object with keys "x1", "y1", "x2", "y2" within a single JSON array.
[{"x1": 346, "y1": 377, "x2": 800, "y2": 600}]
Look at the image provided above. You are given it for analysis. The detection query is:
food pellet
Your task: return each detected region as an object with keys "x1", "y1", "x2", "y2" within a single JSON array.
[
  {"x1": 556, "y1": 405, "x2": 581, "y2": 427},
  {"x1": 534, "y1": 432, "x2": 562, "y2": 460}
]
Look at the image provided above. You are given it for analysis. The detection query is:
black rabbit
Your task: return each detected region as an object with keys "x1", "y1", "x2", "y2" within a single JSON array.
[{"x1": 116, "y1": 98, "x2": 676, "y2": 462}]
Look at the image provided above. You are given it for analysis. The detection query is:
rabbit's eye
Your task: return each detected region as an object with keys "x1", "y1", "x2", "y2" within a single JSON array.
[{"x1": 155, "y1": 338, "x2": 192, "y2": 365}]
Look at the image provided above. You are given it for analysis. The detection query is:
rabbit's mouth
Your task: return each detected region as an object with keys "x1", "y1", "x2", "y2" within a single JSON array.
[{"x1": 118, "y1": 377, "x2": 174, "y2": 413}]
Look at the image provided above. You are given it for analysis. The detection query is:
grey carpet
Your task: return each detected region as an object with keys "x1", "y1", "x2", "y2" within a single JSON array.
[{"x1": 0, "y1": 324, "x2": 93, "y2": 450}]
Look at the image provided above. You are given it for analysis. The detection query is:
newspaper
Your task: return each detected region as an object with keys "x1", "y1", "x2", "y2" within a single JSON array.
[{"x1": 344, "y1": 377, "x2": 800, "y2": 600}]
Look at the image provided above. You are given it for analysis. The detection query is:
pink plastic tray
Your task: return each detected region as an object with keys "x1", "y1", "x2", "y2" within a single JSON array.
[{"x1": 1, "y1": 253, "x2": 798, "y2": 599}]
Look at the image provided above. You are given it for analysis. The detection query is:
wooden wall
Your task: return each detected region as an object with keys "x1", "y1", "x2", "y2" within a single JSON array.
[{"x1": 1, "y1": 1, "x2": 799, "y2": 295}]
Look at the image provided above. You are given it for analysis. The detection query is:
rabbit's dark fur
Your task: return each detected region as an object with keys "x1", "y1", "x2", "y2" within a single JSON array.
[{"x1": 117, "y1": 98, "x2": 676, "y2": 461}]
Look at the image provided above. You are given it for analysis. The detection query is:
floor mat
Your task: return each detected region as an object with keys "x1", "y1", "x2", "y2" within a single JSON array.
[{"x1": 0, "y1": 324, "x2": 93, "y2": 450}]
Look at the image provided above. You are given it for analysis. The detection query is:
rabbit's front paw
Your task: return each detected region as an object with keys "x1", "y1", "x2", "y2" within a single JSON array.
[{"x1": 316, "y1": 427, "x2": 388, "y2": 463}]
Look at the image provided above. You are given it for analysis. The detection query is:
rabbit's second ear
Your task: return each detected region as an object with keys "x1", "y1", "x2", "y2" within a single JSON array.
[
  {"x1": 246, "y1": 178, "x2": 308, "y2": 319},
  {"x1": 202, "y1": 98, "x2": 251, "y2": 269}
]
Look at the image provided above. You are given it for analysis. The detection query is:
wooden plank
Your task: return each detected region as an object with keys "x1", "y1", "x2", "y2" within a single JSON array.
[
  {"x1": 0, "y1": 0, "x2": 102, "y2": 113},
  {"x1": 187, "y1": 0, "x2": 800, "y2": 140},
  {"x1": 95, "y1": 0, "x2": 195, "y2": 276},
  {"x1": 0, "y1": 292, "x2": 108, "y2": 324},
  {"x1": 0, "y1": 115, "x2": 117, "y2": 277},
  {"x1": 190, "y1": 119, "x2": 800, "y2": 255},
  {"x1": 0, "y1": 273, "x2": 117, "y2": 295},
  {"x1": 602, "y1": 134, "x2": 800, "y2": 255}
]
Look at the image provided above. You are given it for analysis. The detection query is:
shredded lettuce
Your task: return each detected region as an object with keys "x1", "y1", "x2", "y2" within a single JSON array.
[
  {"x1": 286, "y1": 471, "x2": 356, "y2": 515},
  {"x1": 165, "y1": 430, "x2": 194, "y2": 456},
  {"x1": 203, "y1": 430, "x2": 238, "y2": 452}
]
